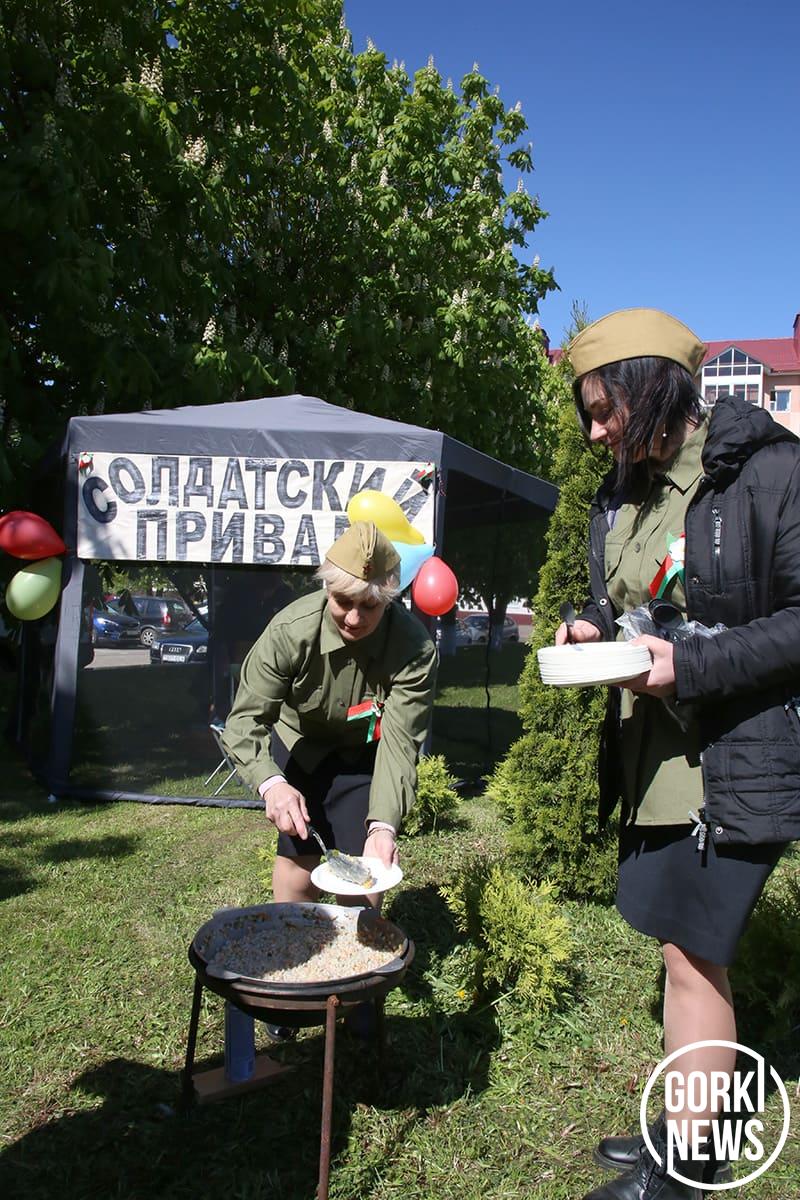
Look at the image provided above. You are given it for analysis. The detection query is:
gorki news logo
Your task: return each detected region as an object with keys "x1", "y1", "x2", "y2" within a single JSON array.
[{"x1": 640, "y1": 1040, "x2": 791, "y2": 1190}]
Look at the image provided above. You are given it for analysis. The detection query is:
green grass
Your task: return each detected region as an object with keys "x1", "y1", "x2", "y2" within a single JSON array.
[
  {"x1": 1, "y1": 760, "x2": 798, "y2": 1198},
  {"x1": 2, "y1": 652, "x2": 799, "y2": 1198}
]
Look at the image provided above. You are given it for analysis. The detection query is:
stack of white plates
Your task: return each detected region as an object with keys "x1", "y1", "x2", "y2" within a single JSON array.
[{"x1": 537, "y1": 642, "x2": 653, "y2": 687}]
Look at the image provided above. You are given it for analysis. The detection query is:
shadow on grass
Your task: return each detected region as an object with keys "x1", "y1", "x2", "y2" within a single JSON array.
[
  {"x1": 0, "y1": 892, "x2": 497, "y2": 1198},
  {"x1": 0, "y1": 1057, "x2": 317, "y2": 1200},
  {"x1": 385, "y1": 884, "x2": 465, "y2": 1001},
  {"x1": 0, "y1": 863, "x2": 35, "y2": 901},
  {"x1": 39, "y1": 834, "x2": 141, "y2": 864},
  {"x1": 0, "y1": 994, "x2": 500, "y2": 1200}
]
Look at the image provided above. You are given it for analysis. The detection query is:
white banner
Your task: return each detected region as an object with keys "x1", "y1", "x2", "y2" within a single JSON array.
[{"x1": 76, "y1": 453, "x2": 435, "y2": 565}]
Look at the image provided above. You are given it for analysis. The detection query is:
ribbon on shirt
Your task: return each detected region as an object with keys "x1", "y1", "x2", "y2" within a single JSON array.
[
  {"x1": 347, "y1": 698, "x2": 384, "y2": 742},
  {"x1": 649, "y1": 532, "x2": 685, "y2": 600}
]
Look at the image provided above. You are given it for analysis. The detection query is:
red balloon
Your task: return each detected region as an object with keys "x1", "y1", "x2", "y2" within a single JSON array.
[
  {"x1": 0, "y1": 511, "x2": 67, "y2": 559},
  {"x1": 411, "y1": 556, "x2": 459, "y2": 617}
]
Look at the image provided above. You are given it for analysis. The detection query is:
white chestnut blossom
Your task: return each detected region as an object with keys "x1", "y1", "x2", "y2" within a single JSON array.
[
  {"x1": 139, "y1": 59, "x2": 163, "y2": 94},
  {"x1": 183, "y1": 137, "x2": 207, "y2": 165}
]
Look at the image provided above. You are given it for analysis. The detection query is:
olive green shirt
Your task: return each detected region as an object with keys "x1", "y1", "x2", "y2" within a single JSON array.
[
  {"x1": 605, "y1": 422, "x2": 707, "y2": 825},
  {"x1": 220, "y1": 590, "x2": 437, "y2": 830}
]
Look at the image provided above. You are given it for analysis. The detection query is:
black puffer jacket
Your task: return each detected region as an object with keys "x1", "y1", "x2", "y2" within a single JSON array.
[{"x1": 581, "y1": 395, "x2": 800, "y2": 846}]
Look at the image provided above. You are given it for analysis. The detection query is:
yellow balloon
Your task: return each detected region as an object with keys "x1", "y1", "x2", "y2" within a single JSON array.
[
  {"x1": 346, "y1": 490, "x2": 425, "y2": 545},
  {"x1": 6, "y1": 556, "x2": 63, "y2": 620}
]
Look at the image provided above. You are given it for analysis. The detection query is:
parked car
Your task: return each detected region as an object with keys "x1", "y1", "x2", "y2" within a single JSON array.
[
  {"x1": 91, "y1": 601, "x2": 142, "y2": 647},
  {"x1": 433, "y1": 617, "x2": 473, "y2": 650},
  {"x1": 150, "y1": 618, "x2": 209, "y2": 665},
  {"x1": 461, "y1": 614, "x2": 520, "y2": 645},
  {"x1": 454, "y1": 619, "x2": 473, "y2": 648},
  {"x1": 109, "y1": 592, "x2": 193, "y2": 647}
]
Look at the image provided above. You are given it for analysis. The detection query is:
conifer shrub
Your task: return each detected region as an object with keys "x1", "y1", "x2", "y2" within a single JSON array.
[
  {"x1": 257, "y1": 839, "x2": 277, "y2": 890},
  {"x1": 439, "y1": 854, "x2": 573, "y2": 1018},
  {"x1": 405, "y1": 754, "x2": 460, "y2": 835},
  {"x1": 731, "y1": 862, "x2": 800, "y2": 1048},
  {"x1": 487, "y1": 392, "x2": 618, "y2": 901}
]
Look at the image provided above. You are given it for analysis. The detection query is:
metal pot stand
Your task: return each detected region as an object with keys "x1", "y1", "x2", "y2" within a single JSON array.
[{"x1": 181, "y1": 903, "x2": 414, "y2": 1200}]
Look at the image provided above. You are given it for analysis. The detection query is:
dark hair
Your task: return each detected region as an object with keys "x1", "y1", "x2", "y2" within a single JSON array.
[{"x1": 573, "y1": 356, "x2": 702, "y2": 489}]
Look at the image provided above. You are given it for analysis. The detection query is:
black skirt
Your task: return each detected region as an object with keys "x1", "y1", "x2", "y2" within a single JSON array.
[
  {"x1": 271, "y1": 734, "x2": 378, "y2": 859},
  {"x1": 616, "y1": 822, "x2": 786, "y2": 967}
]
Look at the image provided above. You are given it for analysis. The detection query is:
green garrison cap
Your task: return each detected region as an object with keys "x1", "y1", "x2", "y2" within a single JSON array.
[
  {"x1": 568, "y1": 308, "x2": 706, "y2": 378},
  {"x1": 325, "y1": 521, "x2": 400, "y2": 581}
]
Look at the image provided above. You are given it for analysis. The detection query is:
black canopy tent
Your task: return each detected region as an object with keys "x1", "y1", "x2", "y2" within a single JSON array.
[{"x1": 45, "y1": 394, "x2": 557, "y2": 804}]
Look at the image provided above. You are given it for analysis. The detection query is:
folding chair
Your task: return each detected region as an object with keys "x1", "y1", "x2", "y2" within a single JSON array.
[{"x1": 204, "y1": 721, "x2": 247, "y2": 797}]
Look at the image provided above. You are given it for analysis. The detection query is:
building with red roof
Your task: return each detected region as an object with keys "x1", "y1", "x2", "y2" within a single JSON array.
[{"x1": 697, "y1": 312, "x2": 800, "y2": 434}]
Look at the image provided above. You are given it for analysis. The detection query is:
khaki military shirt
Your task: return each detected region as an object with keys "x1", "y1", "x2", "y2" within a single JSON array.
[
  {"x1": 221, "y1": 589, "x2": 437, "y2": 830},
  {"x1": 605, "y1": 422, "x2": 707, "y2": 825}
]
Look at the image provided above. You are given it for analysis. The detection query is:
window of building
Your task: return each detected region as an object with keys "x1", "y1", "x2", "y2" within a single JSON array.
[
  {"x1": 701, "y1": 348, "x2": 764, "y2": 407},
  {"x1": 771, "y1": 389, "x2": 791, "y2": 412}
]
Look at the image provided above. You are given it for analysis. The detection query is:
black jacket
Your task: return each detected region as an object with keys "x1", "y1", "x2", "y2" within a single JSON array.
[{"x1": 581, "y1": 395, "x2": 800, "y2": 846}]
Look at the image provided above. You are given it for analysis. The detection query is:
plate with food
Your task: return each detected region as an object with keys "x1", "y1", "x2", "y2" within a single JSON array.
[{"x1": 310, "y1": 855, "x2": 403, "y2": 897}]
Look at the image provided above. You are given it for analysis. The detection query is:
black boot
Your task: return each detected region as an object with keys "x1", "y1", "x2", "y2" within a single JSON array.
[
  {"x1": 595, "y1": 1112, "x2": 666, "y2": 1171},
  {"x1": 595, "y1": 1113, "x2": 732, "y2": 1184},
  {"x1": 583, "y1": 1132, "x2": 706, "y2": 1200}
]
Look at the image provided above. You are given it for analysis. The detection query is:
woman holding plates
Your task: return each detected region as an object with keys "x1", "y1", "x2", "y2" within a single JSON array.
[{"x1": 558, "y1": 309, "x2": 800, "y2": 1199}]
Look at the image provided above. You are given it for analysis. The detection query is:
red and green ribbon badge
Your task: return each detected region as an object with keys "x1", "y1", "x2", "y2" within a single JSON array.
[
  {"x1": 649, "y1": 532, "x2": 686, "y2": 599},
  {"x1": 347, "y1": 698, "x2": 384, "y2": 742}
]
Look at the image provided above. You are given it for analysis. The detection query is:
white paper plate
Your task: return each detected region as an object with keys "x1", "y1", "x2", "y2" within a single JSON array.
[
  {"x1": 310, "y1": 856, "x2": 403, "y2": 897},
  {"x1": 537, "y1": 643, "x2": 652, "y2": 687}
]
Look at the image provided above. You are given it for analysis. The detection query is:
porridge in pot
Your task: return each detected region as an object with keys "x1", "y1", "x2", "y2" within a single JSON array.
[{"x1": 200, "y1": 906, "x2": 405, "y2": 984}]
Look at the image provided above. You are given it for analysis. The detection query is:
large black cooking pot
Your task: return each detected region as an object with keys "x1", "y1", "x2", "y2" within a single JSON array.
[{"x1": 189, "y1": 902, "x2": 414, "y2": 1027}]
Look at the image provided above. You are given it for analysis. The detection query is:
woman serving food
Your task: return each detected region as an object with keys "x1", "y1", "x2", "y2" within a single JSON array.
[
  {"x1": 221, "y1": 521, "x2": 437, "y2": 907},
  {"x1": 559, "y1": 308, "x2": 800, "y2": 1200}
]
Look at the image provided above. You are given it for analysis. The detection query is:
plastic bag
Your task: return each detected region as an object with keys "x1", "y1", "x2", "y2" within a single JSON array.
[
  {"x1": 616, "y1": 600, "x2": 726, "y2": 644},
  {"x1": 615, "y1": 601, "x2": 726, "y2": 731}
]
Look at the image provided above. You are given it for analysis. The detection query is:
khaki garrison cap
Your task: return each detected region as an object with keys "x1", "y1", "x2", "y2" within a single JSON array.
[
  {"x1": 567, "y1": 308, "x2": 706, "y2": 378},
  {"x1": 325, "y1": 521, "x2": 400, "y2": 581}
]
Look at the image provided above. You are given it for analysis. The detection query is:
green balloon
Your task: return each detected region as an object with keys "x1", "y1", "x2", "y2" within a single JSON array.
[{"x1": 6, "y1": 557, "x2": 63, "y2": 621}]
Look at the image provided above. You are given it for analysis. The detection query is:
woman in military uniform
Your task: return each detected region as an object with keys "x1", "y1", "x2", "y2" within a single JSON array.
[
  {"x1": 559, "y1": 309, "x2": 799, "y2": 1200},
  {"x1": 221, "y1": 520, "x2": 437, "y2": 906}
]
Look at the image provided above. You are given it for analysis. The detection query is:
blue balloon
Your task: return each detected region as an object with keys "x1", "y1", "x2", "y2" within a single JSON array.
[{"x1": 395, "y1": 541, "x2": 435, "y2": 591}]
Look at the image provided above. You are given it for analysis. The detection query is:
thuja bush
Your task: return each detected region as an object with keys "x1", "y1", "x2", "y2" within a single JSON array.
[
  {"x1": 487, "y1": 393, "x2": 618, "y2": 901},
  {"x1": 405, "y1": 754, "x2": 460, "y2": 836},
  {"x1": 732, "y1": 861, "x2": 800, "y2": 1049},
  {"x1": 440, "y1": 854, "x2": 573, "y2": 1018}
]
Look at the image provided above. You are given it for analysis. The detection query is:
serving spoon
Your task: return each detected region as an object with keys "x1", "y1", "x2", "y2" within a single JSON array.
[{"x1": 307, "y1": 823, "x2": 376, "y2": 889}]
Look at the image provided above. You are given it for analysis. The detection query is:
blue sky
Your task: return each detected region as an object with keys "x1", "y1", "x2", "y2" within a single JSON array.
[{"x1": 343, "y1": 0, "x2": 800, "y2": 347}]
